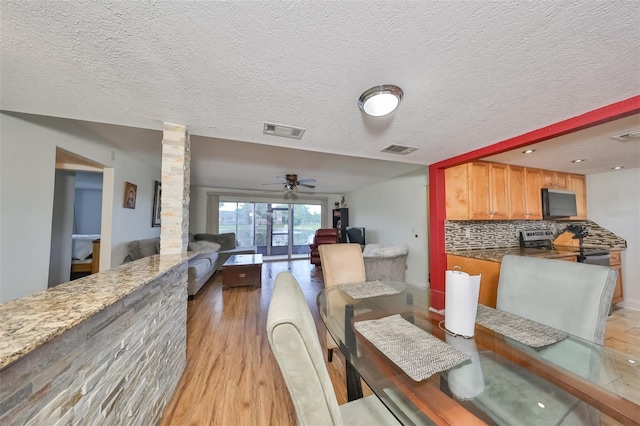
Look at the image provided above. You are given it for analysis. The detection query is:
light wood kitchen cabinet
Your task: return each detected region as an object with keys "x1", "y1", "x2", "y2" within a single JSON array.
[
  {"x1": 446, "y1": 161, "x2": 586, "y2": 221},
  {"x1": 542, "y1": 170, "x2": 568, "y2": 189},
  {"x1": 567, "y1": 174, "x2": 587, "y2": 220},
  {"x1": 445, "y1": 161, "x2": 509, "y2": 220},
  {"x1": 508, "y1": 166, "x2": 543, "y2": 220},
  {"x1": 447, "y1": 255, "x2": 501, "y2": 308},
  {"x1": 610, "y1": 250, "x2": 623, "y2": 304}
]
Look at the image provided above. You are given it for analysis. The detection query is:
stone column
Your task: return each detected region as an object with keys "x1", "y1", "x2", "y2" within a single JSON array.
[{"x1": 161, "y1": 123, "x2": 190, "y2": 254}]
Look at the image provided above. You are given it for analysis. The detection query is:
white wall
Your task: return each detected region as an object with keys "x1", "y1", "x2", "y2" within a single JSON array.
[
  {"x1": 0, "y1": 112, "x2": 161, "y2": 302},
  {"x1": 346, "y1": 168, "x2": 429, "y2": 287},
  {"x1": 587, "y1": 168, "x2": 640, "y2": 310}
]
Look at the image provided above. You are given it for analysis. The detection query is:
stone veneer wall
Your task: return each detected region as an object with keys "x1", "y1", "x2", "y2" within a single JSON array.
[
  {"x1": 161, "y1": 123, "x2": 191, "y2": 255},
  {"x1": 0, "y1": 263, "x2": 187, "y2": 425},
  {"x1": 445, "y1": 220, "x2": 627, "y2": 251}
]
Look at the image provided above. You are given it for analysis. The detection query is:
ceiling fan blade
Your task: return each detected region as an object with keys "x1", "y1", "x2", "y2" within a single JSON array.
[
  {"x1": 297, "y1": 178, "x2": 317, "y2": 184},
  {"x1": 262, "y1": 182, "x2": 285, "y2": 185},
  {"x1": 299, "y1": 183, "x2": 316, "y2": 188},
  {"x1": 275, "y1": 176, "x2": 289, "y2": 182}
]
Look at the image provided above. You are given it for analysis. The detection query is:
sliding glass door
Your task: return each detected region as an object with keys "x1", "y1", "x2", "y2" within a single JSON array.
[{"x1": 219, "y1": 202, "x2": 321, "y2": 259}]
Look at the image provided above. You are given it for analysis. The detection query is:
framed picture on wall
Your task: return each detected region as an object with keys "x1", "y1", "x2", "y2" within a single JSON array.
[
  {"x1": 152, "y1": 180, "x2": 162, "y2": 227},
  {"x1": 123, "y1": 181, "x2": 137, "y2": 209}
]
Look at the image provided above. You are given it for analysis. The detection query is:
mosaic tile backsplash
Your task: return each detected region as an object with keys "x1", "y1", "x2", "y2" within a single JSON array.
[{"x1": 445, "y1": 220, "x2": 627, "y2": 251}]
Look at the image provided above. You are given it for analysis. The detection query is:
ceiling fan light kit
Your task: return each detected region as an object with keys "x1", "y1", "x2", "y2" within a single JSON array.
[
  {"x1": 358, "y1": 84, "x2": 403, "y2": 116},
  {"x1": 263, "y1": 174, "x2": 316, "y2": 192}
]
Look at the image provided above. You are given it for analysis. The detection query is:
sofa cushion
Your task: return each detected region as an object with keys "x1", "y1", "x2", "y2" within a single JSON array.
[
  {"x1": 188, "y1": 240, "x2": 221, "y2": 253},
  {"x1": 128, "y1": 238, "x2": 160, "y2": 260},
  {"x1": 188, "y1": 258, "x2": 212, "y2": 281},
  {"x1": 192, "y1": 250, "x2": 219, "y2": 267},
  {"x1": 194, "y1": 233, "x2": 236, "y2": 251}
]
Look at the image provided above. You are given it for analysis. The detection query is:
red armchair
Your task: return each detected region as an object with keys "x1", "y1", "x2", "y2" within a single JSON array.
[{"x1": 309, "y1": 228, "x2": 340, "y2": 266}]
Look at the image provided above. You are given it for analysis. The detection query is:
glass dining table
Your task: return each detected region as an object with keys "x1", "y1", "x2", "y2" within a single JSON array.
[{"x1": 317, "y1": 281, "x2": 640, "y2": 425}]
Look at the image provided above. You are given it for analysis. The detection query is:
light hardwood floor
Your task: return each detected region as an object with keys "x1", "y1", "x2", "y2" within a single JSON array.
[{"x1": 159, "y1": 260, "x2": 640, "y2": 425}]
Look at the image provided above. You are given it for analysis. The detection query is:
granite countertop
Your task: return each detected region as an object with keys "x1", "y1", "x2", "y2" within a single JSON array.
[
  {"x1": 0, "y1": 253, "x2": 193, "y2": 370},
  {"x1": 447, "y1": 244, "x2": 625, "y2": 263}
]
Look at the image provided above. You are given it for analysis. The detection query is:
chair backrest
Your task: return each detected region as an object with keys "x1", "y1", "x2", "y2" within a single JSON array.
[
  {"x1": 496, "y1": 255, "x2": 617, "y2": 344},
  {"x1": 266, "y1": 271, "x2": 344, "y2": 426},
  {"x1": 319, "y1": 243, "x2": 366, "y2": 287},
  {"x1": 313, "y1": 228, "x2": 340, "y2": 245}
]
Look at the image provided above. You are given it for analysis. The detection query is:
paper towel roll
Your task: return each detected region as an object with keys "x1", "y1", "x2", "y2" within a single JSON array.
[
  {"x1": 444, "y1": 269, "x2": 481, "y2": 337},
  {"x1": 446, "y1": 335, "x2": 485, "y2": 399}
]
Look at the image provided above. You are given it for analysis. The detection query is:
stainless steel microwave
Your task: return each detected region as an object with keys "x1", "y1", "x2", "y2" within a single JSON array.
[{"x1": 541, "y1": 188, "x2": 577, "y2": 218}]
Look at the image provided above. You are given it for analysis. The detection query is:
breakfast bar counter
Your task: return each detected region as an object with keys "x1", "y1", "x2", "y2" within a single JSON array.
[
  {"x1": 0, "y1": 253, "x2": 192, "y2": 369},
  {"x1": 0, "y1": 253, "x2": 193, "y2": 424}
]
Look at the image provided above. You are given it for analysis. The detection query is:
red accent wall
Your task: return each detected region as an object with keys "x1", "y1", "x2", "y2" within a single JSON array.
[{"x1": 428, "y1": 95, "x2": 640, "y2": 309}]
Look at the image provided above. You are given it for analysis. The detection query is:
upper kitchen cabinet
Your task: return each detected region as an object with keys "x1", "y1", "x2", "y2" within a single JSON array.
[
  {"x1": 509, "y1": 166, "x2": 543, "y2": 220},
  {"x1": 542, "y1": 170, "x2": 568, "y2": 189},
  {"x1": 445, "y1": 161, "x2": 509, "y2": 220},
  {"x1": 567, "y1": 174, "x2": 587, "y2": 220}
]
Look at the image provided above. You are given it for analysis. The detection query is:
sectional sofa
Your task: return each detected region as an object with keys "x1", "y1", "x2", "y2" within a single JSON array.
[{"x1": 123, "y1": 232, "x2": 256, "y2": 297}]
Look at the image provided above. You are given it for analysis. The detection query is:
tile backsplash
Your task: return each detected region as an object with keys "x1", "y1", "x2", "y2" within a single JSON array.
[{"x1": 445, "y1": 220, "x2": 627, "y2": 251}]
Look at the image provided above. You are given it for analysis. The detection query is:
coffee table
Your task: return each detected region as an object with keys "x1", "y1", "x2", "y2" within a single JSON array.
[{"x1": 222, "y1": 254, "x2": 263, "y2": 289}]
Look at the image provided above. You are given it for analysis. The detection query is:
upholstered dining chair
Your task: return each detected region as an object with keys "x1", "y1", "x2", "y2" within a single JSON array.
[
  {"x1": 471, "y1": 255, "x2": 618, "y2": 425},
  {"x1": 496, "y1": 255, "x2": 617, "y2": 345},
  {"x1": 318, "y1": 243, "x2": 367, "y2": 362},
  {"x1": 266, "y1": 271, "x2": 400, "y2": 426}
]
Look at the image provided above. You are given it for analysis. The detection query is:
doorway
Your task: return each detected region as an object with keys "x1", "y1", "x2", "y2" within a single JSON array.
[{"x1": 218, "y1": 201, "x2": 322, "y2": 260}]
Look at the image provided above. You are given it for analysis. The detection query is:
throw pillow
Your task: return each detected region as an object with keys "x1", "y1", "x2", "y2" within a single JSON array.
[
  {"x1": 188, "y1": 241, "x2": 221, "y2": 253},
  {"x1": 194, "y1": 233, "x2": 236, "y2": 251},
  {"x1": 129, "y1": 238, "x2": 161, "y2": 260}
]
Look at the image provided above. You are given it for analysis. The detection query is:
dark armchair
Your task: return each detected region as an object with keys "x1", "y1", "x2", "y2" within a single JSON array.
[{"x1": 309, "y1": 228, "x2": 340, "y2": 266}]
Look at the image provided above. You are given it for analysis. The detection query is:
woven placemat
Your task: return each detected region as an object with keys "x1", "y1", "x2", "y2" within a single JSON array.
[
  {"x1": 476, "y1": 305, "x2": 567, "y2": 347},
  {"x1": 354, "y1": 314, "x2": 470, "y2": 381},
  {"x1": 339, "y1": 281, "x2": 401, "y2": 299}
]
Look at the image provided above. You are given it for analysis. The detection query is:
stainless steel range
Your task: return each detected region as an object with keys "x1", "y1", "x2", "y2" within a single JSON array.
[
  {"x1": 519, "y1": 229, "x2": 554, "y2": 249},
  {"x1": 519, "y1": 228, "x2": 610, "y2": 266}
]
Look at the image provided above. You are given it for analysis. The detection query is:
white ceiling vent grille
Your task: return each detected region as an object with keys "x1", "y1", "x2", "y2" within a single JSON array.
[
  {"x1": 263, "y1": 123, "x2": 305, "y2": 139},
  {"x1": 380, "y1": 144, "x2": 418, "y2": 155},
  {"x1": 611, "y1": 130, "x2": 640, "y2": 141}
]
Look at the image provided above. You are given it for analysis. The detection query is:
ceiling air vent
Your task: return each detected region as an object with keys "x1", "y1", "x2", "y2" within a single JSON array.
[
  {"x1": 611, "y1": 130, "x2": 640, "y2": 141},
  {"x1": 380, "y1": 144, "x2": 418, "y2": 155},
  {"x1": 263, "y1": 123, "x2": 305, "y2": 139}
]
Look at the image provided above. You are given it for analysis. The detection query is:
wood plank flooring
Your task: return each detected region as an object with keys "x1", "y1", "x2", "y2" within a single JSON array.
[{"x1": 159, "y1": 260, "x2": 640, "y2": 426}]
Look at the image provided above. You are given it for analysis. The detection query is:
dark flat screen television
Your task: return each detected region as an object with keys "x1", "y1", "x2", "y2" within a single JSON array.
[
  {"x1": 542, "y1": 188, "x2": 577, "y2": 218},
  {"x1": 346, "y1": 227, "x2": 366, "y2": 245}
]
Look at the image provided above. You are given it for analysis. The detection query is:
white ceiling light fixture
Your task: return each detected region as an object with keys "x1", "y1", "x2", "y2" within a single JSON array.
[
  {"x1": 522, "y1": 149, "x2": 536, "y2": 154},
  {"x1": 571, "y1": 159, "x2": 585, "y2": 163},
  {"x1": 358, "y1": 85, "x2": 403, "y2": 116}
]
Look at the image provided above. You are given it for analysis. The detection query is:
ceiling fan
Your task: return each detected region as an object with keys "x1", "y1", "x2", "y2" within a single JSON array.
[{"x1": 263, "y1": 174, "x2": 316, "y2": 192}]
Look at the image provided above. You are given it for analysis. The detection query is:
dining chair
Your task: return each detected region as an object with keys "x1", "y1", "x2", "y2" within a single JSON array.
[
  {"x1": 470, "y1": 255, "x2": 617, "y2": 425},
  {"x1": 266, "y1": 271, "x2": 400, "y2": 426},
  {"x1": 318, "y1": 243, "x2": 366, "y2": 362},
  {"x1": 496, "y1": 255, "x2": 617, "y2": 345}
]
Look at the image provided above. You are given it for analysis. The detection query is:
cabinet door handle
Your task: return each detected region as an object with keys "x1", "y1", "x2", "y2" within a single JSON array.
[{"x1": 239, "y1": 273, "x2": 246, "y2": 278}]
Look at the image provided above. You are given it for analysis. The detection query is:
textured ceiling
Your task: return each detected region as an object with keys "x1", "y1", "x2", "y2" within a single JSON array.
[{"x1": 1, "y1": 1, "x2": 639, "y2": 192}]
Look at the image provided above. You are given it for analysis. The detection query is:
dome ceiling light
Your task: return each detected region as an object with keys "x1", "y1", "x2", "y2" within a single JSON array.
[{"x1": 358, "y1": 85, "x2": 403, "y2": 117}]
